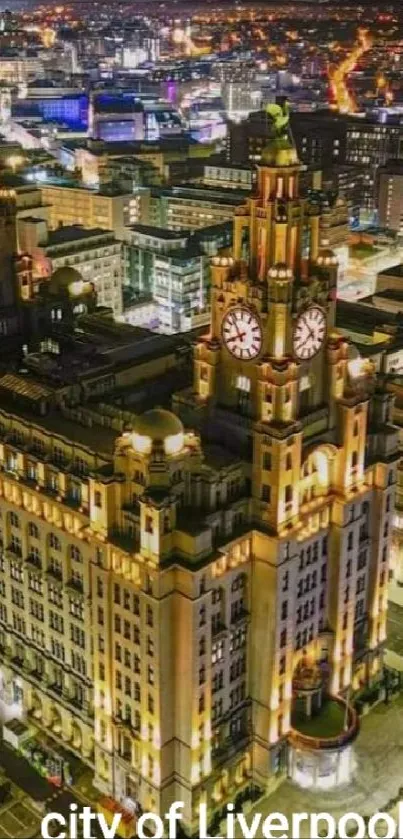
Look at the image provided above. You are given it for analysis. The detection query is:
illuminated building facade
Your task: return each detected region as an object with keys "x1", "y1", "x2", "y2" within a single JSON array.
[
  {"x1": 147, "y1": 186, "x2": 246, "y2": 232},
  {"x1": 40, "y1": 183, "x2": 141, "y2": 240},
  {"x1": 0, "y1": 121, "x2": 398, "y2": 836},
  {"x1": 125, "y1": 224, "x2": 210, "y2": 334},
  {"x1": 377, "y1": 160, "x2": 403, "y2": 233},
  {"x1": 17, "y1": 219, "x2": 124, "y2": 318}
]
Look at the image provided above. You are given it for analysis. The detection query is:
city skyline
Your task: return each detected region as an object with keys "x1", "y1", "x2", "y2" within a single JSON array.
[{"x1": 0, "y1": 2, "x2": 402, "y2": 837}]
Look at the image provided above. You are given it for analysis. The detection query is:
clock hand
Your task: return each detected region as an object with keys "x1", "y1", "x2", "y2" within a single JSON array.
[
  {"x1": 230, "y1": 315, "x2": 245, "y2": 340},
  {"x1": 227, "y1": 332, "x2": 246, "y2": 342}
]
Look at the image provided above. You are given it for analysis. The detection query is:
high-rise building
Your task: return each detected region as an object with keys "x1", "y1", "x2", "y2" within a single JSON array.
[
  {"x1": 40, "y1": 182, "x2": 142, "y2": 240},
  {"x1": 377, "y1": 160, "x2": 403, "y2": 232},
  {"x1": 18, "y1": 218, "x2": 124, "y2": 318},
  {"x1": 146, "y1": 185, "x2": 248, "y2": 231},
  {"x1": 124, "y1": 223, "x2": 222, "y2": 333},
  {"x1": 289, "y1": 111, "x2": 403, "y2": 218},
  {"x1": 0, "y1": 113, "x2": 398, "y2": 838}
]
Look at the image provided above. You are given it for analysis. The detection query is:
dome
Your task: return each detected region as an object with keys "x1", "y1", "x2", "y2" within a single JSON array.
[
  {"x1": 260, "y1": 136, "x2": 299, "y2": 167},
  {"x1": 47, "y1": 266, "x2": 95, "y2": 298},
  {"x1": 49, "y1": 266, "x2": 83, "y2": 292},
  {"x1": 131, "y1": 409, "x2": 184, "y2": 456}
]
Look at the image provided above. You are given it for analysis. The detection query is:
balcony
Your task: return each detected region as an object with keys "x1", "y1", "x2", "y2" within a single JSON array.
[
  {"x1": 212, "y1": 620, "x2": 227, "y2": 638},
  {"x1": 113, "y1": 715, "x2": 141, "y2": 739},
  {"x1": 6, "y1": 545, "x2": 22, "y2": 560},
  {"x1": 66, "y1": 577, "x2": 84, "y2": 595},
  {"x1": 230, "y1": 606, "x2": 249, "y2": 626},
  {"x1": 46, "y1": 565, "x2": 63, "y2": 583},
  {"x1": 25, "y1": 553, "x2": 42, "y2": 571}
]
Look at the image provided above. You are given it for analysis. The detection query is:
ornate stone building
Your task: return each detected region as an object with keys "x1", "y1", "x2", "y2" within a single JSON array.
[{"x1": 0, "y1": 116, "x2": 398, "y2": 835}]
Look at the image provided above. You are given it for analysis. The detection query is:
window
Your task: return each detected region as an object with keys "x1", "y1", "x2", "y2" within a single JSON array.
[
  {"x1": 28, "y1": 522, "x2": 39, "y2": 539},
  {"x1": 263, "y1": 452, "x2": 272, "y2": 471},
  {"x1": 198, "y1": 693, "x2": 205, "y2": 714},
  {"x1": 70, "y1": 545, "x2": 82, "y2": 563},
  {"x1": 261, "y1": 484, "x2": 271, "y2": 503},
  {"x1": 281, "y1": 601, "x2": 288, "y2": 621},
  {"x1": 49, "y1": 533, "x2": 61, "y2": 551},
  {"x1": 148, "y1": 665, "x2": 154, "y2": 686},
  {"x1": 212, "y1": 639, "x2": 224, "y2": 663},
  {"x1": 285, "y1": 486, "x2": 292, "y2": 504},
  {"x1": 10, "y1": 512, "x2": 19, "y2": 528},
  {"x1": 94, "y1": 491, "x2": 102, "y2": 508},
  {"x1": 280, "y1": 629, "x2": 287, "y2": 648}
]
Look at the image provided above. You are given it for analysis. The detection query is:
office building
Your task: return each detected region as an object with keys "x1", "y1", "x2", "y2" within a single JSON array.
[
  {"x1": 377, "y1": 160, "x2": 403, "y2": 232},
  {"x1": 146, "y1": 185, "x2": 247, "y2": 231},
  {"x1": 124, "y1": 224, "x2": 211, "y2": 334},
  {"x1": 18, "y1": 219, "x2": 124, "y2": 317},
  {"x1": 40, "y1": 182, "x2": 142, "y2": 240}
]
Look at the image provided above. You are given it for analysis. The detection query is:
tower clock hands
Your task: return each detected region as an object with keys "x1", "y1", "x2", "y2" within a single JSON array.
[
  {"x1": 229, "y1": 314, "x2": 245, "y2": 341},
  {"x1": 221, "y1": 307, "x2": 263, "y2": 360},
  {"x1": 227, "y1": 332, "x2": 246, "y2": 343}
]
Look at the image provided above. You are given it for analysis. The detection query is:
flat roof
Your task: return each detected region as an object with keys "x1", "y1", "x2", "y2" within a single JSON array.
[
  {"x1": 378, "y1": 264, "x2": 403, "y2": 278},
  {"x1": 46, "y1": 225, "x2": 114, "y2": 245},
  {"x1": 374, "y1": 289, "x2": 403, "y2": 301},
  {"x1": 128, "y1": 224, "x2": 188, "y2": 240},
  {"x1": 0, "y1": 396, "x2": 116, "y2": 456}
]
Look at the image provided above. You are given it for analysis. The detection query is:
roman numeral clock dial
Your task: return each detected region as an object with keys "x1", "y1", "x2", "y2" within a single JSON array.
[
  {"x1": 222, "y1": 307, "x2": 262, "y2": 360},
  {"x1": 293, "y1": 306, "x2": 326, "y2": 361}
]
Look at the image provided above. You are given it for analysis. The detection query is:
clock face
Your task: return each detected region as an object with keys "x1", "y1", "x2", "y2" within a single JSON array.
[
  {"x1": 293, "y1": 306, "x2": 326, "y2": 361},
  {"x1": 222, "y1": 307, "x2": 262, "y2": 360}
]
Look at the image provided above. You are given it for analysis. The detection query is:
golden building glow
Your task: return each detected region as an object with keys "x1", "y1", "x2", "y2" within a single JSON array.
[{"x1": 0, "y1": 126, "x2": 398, "y2": 834}]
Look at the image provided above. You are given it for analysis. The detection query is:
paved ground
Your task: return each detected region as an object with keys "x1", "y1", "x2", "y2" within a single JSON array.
[
  {"x1": 234, "y1": 695, "x2": 403, "y2": 838},
  {"x1": 0, "y1": 743, "x2": 102, "y2": 839}
]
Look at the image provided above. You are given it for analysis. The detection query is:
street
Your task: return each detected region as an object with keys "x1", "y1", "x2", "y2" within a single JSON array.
[{"x1": 0, "y1": 741, "x2": 102, "y2": 839}]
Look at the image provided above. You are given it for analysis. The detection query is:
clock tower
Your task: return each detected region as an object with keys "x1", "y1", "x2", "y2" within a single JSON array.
[
  {"x1": 178, "y1": 103, "x2": 340, "y2": 459},
  {"x1": 174, "y1": 103, "x2": 398, "y2": 802}
]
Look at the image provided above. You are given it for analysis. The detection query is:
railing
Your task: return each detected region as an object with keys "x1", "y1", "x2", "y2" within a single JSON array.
[
  {"x1": 289, "y1": 697, "x2": 359, "y2": 751},
  {"x1": 25, "y1": 553, "x2": 42, "y2": 571}
]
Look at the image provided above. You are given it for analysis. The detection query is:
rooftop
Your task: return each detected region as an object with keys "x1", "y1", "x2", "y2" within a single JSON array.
[
  {"x1": 378, "y1": 264, "x2": 403, "y2": 278},
  {"x1": 128, "y1": 224, "x2": 188, "y2": 241},
  {"x1": 46, "y1": 225, "x2": 114, "y2": 246},
  {"x1": 152, "y1": 184, "x2": 246, "y2": 205}
]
